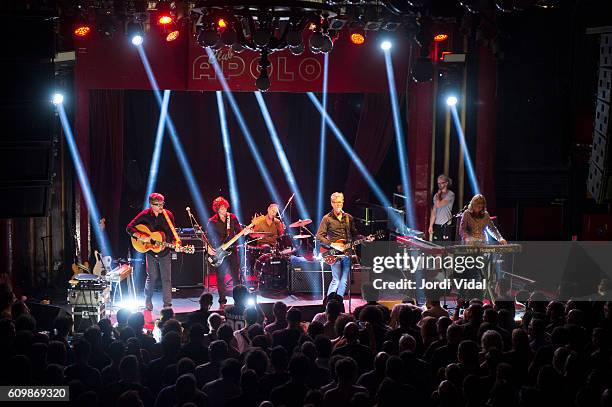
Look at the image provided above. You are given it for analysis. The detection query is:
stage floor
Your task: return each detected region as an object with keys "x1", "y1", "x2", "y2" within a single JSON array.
[{"x1": 107, "y1": 287, "x2": 374, "y2": 328}]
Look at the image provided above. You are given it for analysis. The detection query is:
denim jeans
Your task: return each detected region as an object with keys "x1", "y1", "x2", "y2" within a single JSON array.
[{"x1": 327, "y1": 256, "x2": 351, "y2": 297}]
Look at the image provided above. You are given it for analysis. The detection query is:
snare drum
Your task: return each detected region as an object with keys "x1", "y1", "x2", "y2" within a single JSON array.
[
  {"x1": 276, "y1": 234, "x2": 294, "y2": 256},
  {"x1": 254, "y1": 253, "x2": 288, "y2": 292}
]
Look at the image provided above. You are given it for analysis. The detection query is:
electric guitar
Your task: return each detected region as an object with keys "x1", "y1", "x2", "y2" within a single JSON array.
[
  {"x1": 131, "y1": 224, "x2": 195, "y2": 254},
  {"x1": 319, "y1": 230, "x2": 384, "y2": 265},
  {"x1": 207, "y1": 219, "x2": 255, "y2": 267}
]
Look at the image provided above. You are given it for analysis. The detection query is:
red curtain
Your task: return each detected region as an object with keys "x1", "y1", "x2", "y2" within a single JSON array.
[{"x1": 89, "y1": 89, "x2": 124, "y2": 255}]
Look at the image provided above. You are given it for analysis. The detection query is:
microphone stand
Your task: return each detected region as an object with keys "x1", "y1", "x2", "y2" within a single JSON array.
[{"x1": 187, "y1": 208, "x2": 211, "y2": 291}]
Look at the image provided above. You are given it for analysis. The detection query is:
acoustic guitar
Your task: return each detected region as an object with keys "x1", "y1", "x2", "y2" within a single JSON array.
[
  {"x1": 131, "y1": 224, "x2": 195, "y2": 254},
  {"x1": 319, "y1": 230, "x2": 384, "y2": 265}
]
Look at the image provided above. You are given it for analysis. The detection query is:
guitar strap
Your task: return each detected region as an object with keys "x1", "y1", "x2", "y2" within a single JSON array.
[
  {"x1": 162, "y1": 209, "x2": 181, "y2": 246},
  {"x1": 226, "y1": 214, "x2": 231, "y2": 235}
]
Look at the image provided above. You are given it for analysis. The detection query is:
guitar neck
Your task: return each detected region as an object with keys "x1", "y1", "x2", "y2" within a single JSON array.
[{"x1": 220, "y1": 223, "x2": 252, "y2": 251}]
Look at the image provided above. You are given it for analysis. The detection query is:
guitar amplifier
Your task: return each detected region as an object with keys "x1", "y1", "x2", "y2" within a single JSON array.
[{"x1": 289, "y1": 258, "x2": 366, "y2": 294}]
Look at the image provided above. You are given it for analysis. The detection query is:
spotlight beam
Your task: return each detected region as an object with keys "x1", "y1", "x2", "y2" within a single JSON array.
[
  {"x1": 307, "y1": 92, "x2": 404, "y2": 229},
  {"x1": 57, "y1": 104, "x2": 113, "y2": 259},
  {"x1": 216, "y1": 91, "x2": 243, "y2": 222},
  {"x1": 384, "y1": 49, "x2": 416, "y2": 229},
  {"x1": 316, "y1": 53, "x2": 330, "y2": 225},
  {"x1": 205, "y1": 48, "x2": 286, "y2": 220},
  {"x1": 450, "y1": 105, "x2": 480, "y2": 194},
  {"x1": 137, "y1": 46, "x2": 210, "y2": 222},
  {"x1": 144, "y1": 89, "x2": 170, "y2": 208},
  {"x1": 254, "y1": 91, "x2": 311, "y2": 221}
]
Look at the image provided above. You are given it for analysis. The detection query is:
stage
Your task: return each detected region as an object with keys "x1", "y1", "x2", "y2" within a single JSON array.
[{"x1": 106, "y1": 288, "x2": 373, "y2": 329}]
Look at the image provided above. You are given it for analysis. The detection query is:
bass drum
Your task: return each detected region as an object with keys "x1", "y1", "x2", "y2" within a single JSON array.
[{"x1": 254, "y1": 253, "x2": 288, "y2": 292}]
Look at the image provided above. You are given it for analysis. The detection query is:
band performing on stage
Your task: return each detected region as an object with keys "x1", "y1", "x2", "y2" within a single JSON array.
[{"x1": 121, "y1": 176, "x2": 517, "y2": 310}]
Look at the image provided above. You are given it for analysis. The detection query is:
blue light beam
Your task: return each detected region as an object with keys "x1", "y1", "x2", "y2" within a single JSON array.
[
  {"x1": 205, "y1": 48, "x2": 286, "y2": 220},
  {"x1": 306, "y1": 92, "x2": 404, "y2": 229},
  {"x1": 216, "y1": 91, "x2": 243, "y2": 223},
  {"x1": 57, "y1": 104, "x2": 113, "y2": 259},
  {"x1": 316, "y1": 53, "x2": 330, "y2": 225},
  {"x1": 254, "y1": 91, "x2": 311, "y2": 221},
  {"x1": 137, "y1": 46, "x2": 210, "y2": 222},
  {"x1": 143, "y1": 89, "x2": 170, "y2": 208},
  {"x1": 384, "y1": 49, "x2": 416, "y2": 229},
  {"x1": 450, "y1": 105, "x2": 480, "y2": 195}
]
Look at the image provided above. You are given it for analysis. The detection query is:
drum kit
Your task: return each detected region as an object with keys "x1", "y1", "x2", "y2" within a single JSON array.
[{"x1": 241, "y1": 218, "x2": 315, "y2": 293}]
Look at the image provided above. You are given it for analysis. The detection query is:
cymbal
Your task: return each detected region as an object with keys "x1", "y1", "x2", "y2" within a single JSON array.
[
  {"x1": 289, "y1": 219, "x2": 312, "y2": 228},
  {"x1": 293, "y1": 234, "x2": 311, "y2": 239}
]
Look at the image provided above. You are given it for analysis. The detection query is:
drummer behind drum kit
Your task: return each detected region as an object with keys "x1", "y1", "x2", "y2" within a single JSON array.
[{"x1": 242, "y1": 218, "x2": 315, "y2": 293}]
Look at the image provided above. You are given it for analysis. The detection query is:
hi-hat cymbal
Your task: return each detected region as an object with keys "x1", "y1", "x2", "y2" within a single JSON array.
[
  {"x1": 289, "y1": 219, "x2": 312, "y2": 228},
  {"x1": 293, "y1": 234, "x2": 311, "y2": 239}
]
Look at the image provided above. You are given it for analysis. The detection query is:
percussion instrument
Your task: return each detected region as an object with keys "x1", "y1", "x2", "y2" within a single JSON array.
[
  {"x1": 254, "y1": 253, "x2": 288, "y2": 292},
  {"x1": 289, "y1": 219, "x2": 312, "y2": 228}
]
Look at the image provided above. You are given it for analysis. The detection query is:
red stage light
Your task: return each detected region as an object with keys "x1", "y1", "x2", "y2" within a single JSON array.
[
  {"x1": 350, "y1": 32, "x2": 365, "y2": 45},
  {"x1": 166, "y1": 30, "x2": 180, "y2": 42},
  {"x1": 217, "y1": 18, "x2": 227, "y2": 29},
  {"x1": 74, "y1": 25, "x2": 91, "y2": 37},
  {"x1": 434, "y1": 33, "x2": 449, "y2": 42},
  {"x1": 158, "y1": 15, "x2": 173, "y2": 25}
]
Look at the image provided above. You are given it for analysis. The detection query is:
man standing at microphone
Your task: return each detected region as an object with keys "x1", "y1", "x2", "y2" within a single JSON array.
[
  {"x1": 316, "y1": 192, "x2": 370, "y2": 297},
  {"x1": 428, "y1": 174, "x2": 455, "y2": 243}
]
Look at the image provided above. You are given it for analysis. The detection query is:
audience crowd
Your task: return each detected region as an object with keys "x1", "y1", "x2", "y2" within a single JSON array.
[{"x1": 1, "y1": 281, "x2": 612, "y2": 407}]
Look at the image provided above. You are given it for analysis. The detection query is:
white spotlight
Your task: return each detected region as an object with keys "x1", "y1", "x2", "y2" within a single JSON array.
[
  {"x1": 131, "y1": 34, "x2": 143, "y2": 46},
  {"x1": 446, "y1": 96, "x2": 458, "y2": 106},
  {"x1": 380, "y1": 40, "x2": 392, "y2": 50},
  {"x1": 52, "y1": 93, "x2": 64, "y2": 105},
  {"x1": 246, "y1": 297, "x2": 256, "y2": 307}
]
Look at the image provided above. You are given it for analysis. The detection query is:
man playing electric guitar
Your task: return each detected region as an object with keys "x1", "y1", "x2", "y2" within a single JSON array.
[
  {"x1": 126, "y1": 192, "x2": 185, "y2": 311},
  {"x1": 206, "y1": 196, "x2": 252, "y2": 307},
  {"x1": 316, "y1": 192, "x2": 374, "y2": 297}
]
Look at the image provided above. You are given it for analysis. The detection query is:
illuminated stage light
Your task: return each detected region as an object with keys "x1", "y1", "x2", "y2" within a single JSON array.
[
  {"x1": 381, "y1": 40, "x2": 392, "y2": 50},
  {"x1": 166, "y1": 30, "x2": 179, "y2": 42},
  {"x1": 158, "y1": 15, "x2": 173, "y2": 25},
  {"x1": 350, "y1": 32, "x2": 365, "y2": 45},
  {"x1": 446, "y1": 96, "x2": 458, "y2": 106},
  {"x1": 127, "y1": 21, "x2": 144, "y2": 46},
  {"x1": 52, "y1": 93, "x2": 64, "y2": 105},
  {"x1": 131, "y1": 35, "x2": 143, "y2": 46},
  {"x1": 74, "y1": 25, "x2": 91, "y2": 37},
  {"x1": 434, "y1": 33, "x2": 449, "y2": 42},
  {"x1": 217, "y1": 18, "x2": 227, "y2": 29}
]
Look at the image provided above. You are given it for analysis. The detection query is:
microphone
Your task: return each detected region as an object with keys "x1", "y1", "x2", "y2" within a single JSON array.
[{"x1": 186, "y1": 207, "x2": 193, "y2": 218}]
